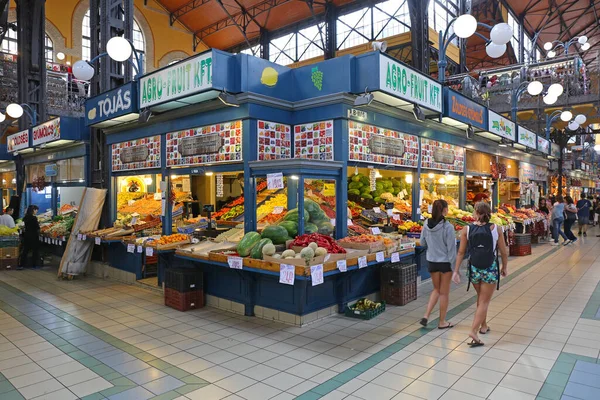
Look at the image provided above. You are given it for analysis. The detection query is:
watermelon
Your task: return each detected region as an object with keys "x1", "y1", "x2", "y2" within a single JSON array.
[
  {"x1": 279, "y1": 221, "x2": 298, "y2": 237},
  {"x1": 237, "y1": 232, "x2": 261, "y2": 257},
  {"x1": 304, "y1": 199, "x2": 321, "y2": 215},
  {"x1": 316, "y1": 220, "x2": 334, "y2": 235},
  {"x1": 304, "y1": 223, "x2": 318, "y2": 234},
  {"x1": 261, "y1": 225, "x2": 290, "y2": 244},
  {"x1": 283, "y1": 208, "x2": 309, "y2": 223},
  {"x1": 348, "y1": 189, "x2": 361, "y2": 196},
  {"x1": 250, "y1": 238, "x2": 273, "y2": 259}
]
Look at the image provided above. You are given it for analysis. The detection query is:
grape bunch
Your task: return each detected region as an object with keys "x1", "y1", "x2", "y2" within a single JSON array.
[{"x1": 311, "y1": 67, "x2": 323, "y2": 91}]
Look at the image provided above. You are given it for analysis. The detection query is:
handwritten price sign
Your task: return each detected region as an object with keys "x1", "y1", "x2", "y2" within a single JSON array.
[
  {"x1": 137, "y1": 245, "x2": 143, "y2": 253},
  {"x1": 376, "y1": 251, "x2": 385, "y2": 262},
  {"x1": 337, "y1": 259, "x2": 347, "y2": 272},
  {"x1": 358, "y1": 256, "x2": 368, "y2": 269},
  {"x1": 127, "y1": 244, "x2": 135, "y2": 253},
  {"x1": 267, "y1": 172, "x2": 284, "y2": 190},
  {"x1": 146, "y1": 247, "x2": 154, "y2": 257},
  {"x1": 95, "y1": 237, "x2": 101, "y2": 245},
  {"x1": 311, "y1": 264, "x2": 324, "y2": 286},
  {"x1": 228, "y1": 256, "x2": 243, "y2": 269},
  {"x1": 391, "y1": 252, "x2": 400, "y2": 263},
  {"x1": 279, "y1": 264, "x2": 295, "y2": 285}
]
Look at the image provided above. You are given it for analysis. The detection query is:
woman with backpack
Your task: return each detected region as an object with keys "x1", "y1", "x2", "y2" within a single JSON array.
[
  {"x1": 563, "y1": 196, "x2": 578, "y2": 245},
  {"x1": 452, "y1": 201, "x2": 508, "y2": 347},
  {"x1": 419, "y1": 199, "x2": 456, "y2": 330}
]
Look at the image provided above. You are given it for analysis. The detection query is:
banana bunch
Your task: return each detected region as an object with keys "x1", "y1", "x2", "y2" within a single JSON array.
[{"x1": 354, "y1": 299, "x2": 382, "y2": 311}]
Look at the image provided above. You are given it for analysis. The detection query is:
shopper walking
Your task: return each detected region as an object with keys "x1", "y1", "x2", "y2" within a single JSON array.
[
  {"x1": 452, "y1": 201, "x2": 508, "y2": 347},
  {"x1": 551, "y1": 195, "x2": 568, "y2": 246},
  {"x1": 19, "y1": 205, "x2": 40, "y2": 270},
  {"x1": 589, "y1": 196, "x2": 595, "y2": 227},
  {"x1": 563, "y1": 196, "x2": 578, "y2": 245},
  {"x1": 419, "y1": 199, "x2": 456, "y2": 330},
  {"x1": 538, "y1": 198, "x2": 549, "y2": 214},
  {"x1": 576, "y1": 195, "x2": 592, "y2": 236}
]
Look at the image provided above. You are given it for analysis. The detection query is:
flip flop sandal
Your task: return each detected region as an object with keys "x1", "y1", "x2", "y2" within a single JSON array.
[
  {"x1": 467, "y1": 339, "x2": 484, "y2": 347},
  {"x1": 438, "y1": 323, "x2": 454, "y2": 330},
  {"x1": 420, "y1": 318, "x2": 428, "y2": 327},
  {"x1": 479, "y1": 327, "x2": 490, "y2": 335}
]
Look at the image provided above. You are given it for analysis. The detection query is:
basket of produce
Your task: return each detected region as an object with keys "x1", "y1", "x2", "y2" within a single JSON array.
[
  {"x1": 151, "y1": 234, "x2": 191, "y2": 250},
  {"x1": 131, "y1": 215, "x2": 161, "y2": 232},
  {"x1": 345, "y1": 298, "x2": 385, "y2": 320},
  {"x1": 338, "y1": 234, "x2": 387, "y2": 253}
]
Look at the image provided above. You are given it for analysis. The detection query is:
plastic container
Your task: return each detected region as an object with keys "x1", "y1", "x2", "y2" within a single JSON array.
[
  {"x1": 164, "y1": 288, "x2": 204, "y2": 311},
  {"x1": 344, "y1": 299, "x2": 386, "y2": 320},
  {"x1": 165, "y1": 268, "x2": 203, "y2": 292}
]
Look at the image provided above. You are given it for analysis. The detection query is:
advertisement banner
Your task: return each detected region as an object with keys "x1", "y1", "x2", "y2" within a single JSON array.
[
  {"x1": 537, "y1": 136, "x2": 550, "y2": 154},
  {"x1": 32, "y1": 118, "x2": 60, "y2": 146},
  {"x1": 139, "y1": 51, "x2": 213, "y2": 108},
  {"x1": 518, "y1": 126, "x2": 536, "y2": 149},
  {"x1": 487, "y1": 110, "x2": 515, "y2": 141},
  {"x1": 421, "y1": 138, "x2": 465, "y2": 172},
  {"x1": 166, "y1": 120, "x2": 242, "y2": 166},
  {"x1": 294, "y1": 120, "x2": 334, "y2": 160},
  {"x1": 85, "y1": 82, "x2": 136, "y2": 126},
  {"x1": 7, "y1": 129, "x2": 29, "y2": 152},
  {"x1": 257, "y1": 120, "x2": 291, "y2": 160},
  {"x1": 444, "y1": 90, "x2": 486, "y2": 130},
  {"x1": 379, "y1": 54, "x2": 442, "y2": 112},
  {"x1": 349, "y1": 121, "x2": 418, "y2": 167},
  {"x1": 551, "y1": 143, "x2": 561, "y2": 158},
  {"x1": 520, "y1": 162, "x2": 535, "y2": 180},
  {"x1": 534, "y1": 166, "x2": 548, "y2": 181},
  {"x1": 111, "y1": 135, "x2": 161, "y2": 172}
]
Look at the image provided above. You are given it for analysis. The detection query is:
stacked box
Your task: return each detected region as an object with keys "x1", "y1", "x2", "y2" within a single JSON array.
[
  {"x1": 380, "y1": 263, "x2": 418, "y2": 306},
  {"x1": 164, "y1": 288, "x2": 204, "y2": 311},
  {"x1": 164, "y1": 268, "x2": 204, "y2": 311}
]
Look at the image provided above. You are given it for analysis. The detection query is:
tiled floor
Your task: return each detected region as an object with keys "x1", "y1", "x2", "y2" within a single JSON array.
[{"x1": 1, "y1": 229, "x2": 600, "y2": 399}]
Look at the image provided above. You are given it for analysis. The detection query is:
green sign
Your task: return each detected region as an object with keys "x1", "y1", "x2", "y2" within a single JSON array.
[
  {"x1": 139, "y1": 51, "x2": 213, "y2": 108},
  {"x1": 311, "y1": 66, "x2": 323, "y2": 91},
  {"x1": 379, "y1": 54, "x2": 442, "y2": 112}
]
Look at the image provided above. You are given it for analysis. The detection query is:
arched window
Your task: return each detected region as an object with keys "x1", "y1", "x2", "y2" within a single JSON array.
[
  {"x1": 168, "y1": 59, "x2": 182, "y2": 65},
  {"x1": 1, "y1": 23, "x2": 54, "y2": 63},
  {"x1": 82, "y1": 10, "x2": 145, "y2": 72}
]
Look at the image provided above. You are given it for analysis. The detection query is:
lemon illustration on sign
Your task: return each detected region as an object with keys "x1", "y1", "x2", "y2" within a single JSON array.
[
  {"x1": 88, "y1": 108, "x2": 97, "y2": 120},
  {"x1": 261, "y1": 67, "x2": 278, "y2": 87}
]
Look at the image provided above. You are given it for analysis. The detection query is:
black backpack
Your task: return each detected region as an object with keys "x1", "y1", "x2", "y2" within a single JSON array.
[{"x1": 467, "y1": 223, "x2": 500, "y2": 290}]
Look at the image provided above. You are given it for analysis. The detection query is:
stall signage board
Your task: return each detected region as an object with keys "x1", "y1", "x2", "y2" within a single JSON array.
[
  {"x1": 294, "y1": 120, "x2": 334, "y2": 160},
  {"x1": 347, "y1": 108, "x2": 367, "y2": 120},
  {"x1": 44, "y1": 164, "x2": 57, "y2": 177},
  {"x1": 535, "y1": 166, "x2": 548, "y2": 181},
  {"x1": 139, "y1": 51, "x2": 213, "y2": 108},
  {"x1": 258, "y1": 120, "x2": 291, "y2": 160},
  {"x1": 551, "y1": 143, "x2": 561, "y2": 158},
  {"x1": 487, "y1": 110, "x2": 516, "y2": 141},
  {"x1": 445, "y1": 91, "x2": 486, "y2": 130},
  {"x1": 379, "y1": 54, "x2": 442, "y2": 112},
  {"x1": 7, "y1": 129, "x2": 29, "y2": 152},
  {"x1": 267, "y1": 173, "x2": 284, "y2": 190},
  {"x1": 32, "y1": 118, "x2": 60, "y2": 146},
  {"x1": 85, "y1": 82, "x2": 136, "y2": 126},
  {"x1": 349, "y1": 121, "x2": 418, "y2": 167},
  {"x1": 167, "y1": 121, "x2": 242, "y2": 166},
  {"x1": 537, "y1": 136, "x2": 550, "y2": 154},
  {"x1": 421, "y1": 138, "x2": 465, "y2": 172},
  {"x1": 520, "y1": 163, "x2": 535, "y2": 181},
  {"x1": 518, "y1": 126, "x2": 537, "y2": 149},
  {"x1": 112, "y1": 135, "x2": 161, "y2": 172}
]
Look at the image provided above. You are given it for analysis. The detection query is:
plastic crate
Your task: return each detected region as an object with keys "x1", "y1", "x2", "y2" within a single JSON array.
[
  {"x1": 0, "y1": 256, "x2": 18, "y2": 269},
  {"x1": 165, "y1": 268, "x2": 203, "y2": 292},
  {"x1": 1, "y1": 247, "x2": 19, "y2": 259},
  {"x1": 381, "y1": 263, "x2": 418, "y2": 286},
  {"x1": 381, "y1": 280, "x2": 417, "y2": 306},
  {"x1": 164, "y1": 288, "x2": 204, "y2": 311},
  {"x1": 0, "y1": 237, "x2": 19, "y2": 248},
  {"x1": 510, "y1": 243, "x2": 531, "y2": 256},
  {"x1": 344, "y1": 299, "x2": 386, "y2": 320}
]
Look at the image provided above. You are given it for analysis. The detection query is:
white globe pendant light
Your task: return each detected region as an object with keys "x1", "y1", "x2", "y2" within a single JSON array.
[
  {"x1": 595, "y1": 144, "x2": 600, "y2": 152},
  {"x1": 548, "y1": 83, "x2": 564, "y2": 97},
  {"x1": 72, "y1": 60, "x2": 95, "y2": 81},
  {"x1": 106, "y1": 36, "x2": 132, "y2": 62},
  {"x1": 581, "y1": 42, "x2": 590, "y2": 51},
  {"x1": 560, "y1": 111, "x2": 573, "y2": 122},
  {"x1": 527, "y1": 81, "x2": 543, "y2": 96},
  {"x1": 543, "y1": 93, "x2": 557, "y2": 105},
  {"x1": 486, "y1": 43, "x2": 506, "y2": 58},
  {"x1": 454, "y1": 14, "x2": 478, "y2": 38},
  {"x1": 544, "y1": 42, "x2": 553, "y2": 51},
  {"x1": 548, "y1": 50, "x2": 556, "y2": 58},
  {"x1": 6, "y1": 103, "x2": 23, "y2": 119},
  {"x1": 490, "y1": 23, "x2": 513, "y2": 45},
  {"x1": 574, "y1": 114, "x2": 587, "y2": 125},
  {"x1": 0, "y1": 113, "x2": 5, "y2": 123},
  {"x1": 578, "y1": 36, "x2": 588, "y2": 45},
  {"x1": 568, "y1": 121, "x2": 579, "y2": 131}
]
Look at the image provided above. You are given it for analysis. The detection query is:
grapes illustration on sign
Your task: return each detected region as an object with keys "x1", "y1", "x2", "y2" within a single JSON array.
[{"x1": 311, "y1": 66, "x2": 323, "y2": 91}]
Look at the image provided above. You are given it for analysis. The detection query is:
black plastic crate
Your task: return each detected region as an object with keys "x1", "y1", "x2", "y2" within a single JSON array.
[
  {"x1": 381, "y1": 281, "x2": 417, "y2": 306},
  {"x1": 380, "y1": 263, "x2": 418, "y2": 286},
  {"x1": 165, "y1": 268, "x2": 203, "y2": 292}
]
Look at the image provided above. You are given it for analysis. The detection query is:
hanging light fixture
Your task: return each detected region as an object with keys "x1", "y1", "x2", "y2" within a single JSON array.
[
  {"x1": 106, "y1": 36, "x2": 133, "y2": 62},
  {"x1": 0, "y1": 113, "x2": 5, "y2": 123},
  {"x1": 543, "y1": 94, "x2": 557, "y2": 105},
  {"x1": 6, "y1": 103, "x2": 23, "y2": 119},
  {"x1": 72, "y1": 60, "x2": 95, "y2": 81},
  {"x1": 547, "y1": 50, "x2": 556, "y2": 58},
  {"x1": 574, "y1": 114, "x2": 587, "y2": 125},
  {"x1": 581, "y1": 42, "x2": 591, "y2": 51},
  {"x1": 527, "y1": 81, "x2": 544, "y2": 96},
  {"x1": 490, "y1": 23, "x2": 513, "y2": 45},
  {"x1": 560, "y1": 111, "x2": 573, "y2": 122},
  {"x1": 453, "y1": 14, "x2": 478, "y2": 38},
  {"x1": 547, "y1": 83, "x2": 564, "y2": 97},
  {"x1": 578, "y1": 36, "x2": 588, "y2": 45},
  {"x1": 486, "y1": 43, "x2": 507, "y2": 58},
  {"x1": 567, "y1": 121, "x2": 580, "y2": 131},
  {"x1": 544, "y1": 42, "x2": 553, "y2": 50}
]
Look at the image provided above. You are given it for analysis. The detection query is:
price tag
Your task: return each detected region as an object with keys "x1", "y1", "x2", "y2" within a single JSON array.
[
  {"x1": 77, "y1": 234, "x2": 82, "y2": 240},
  {"x1": 267, "y1": 172, "x2": 284, "y2": 190},
  {"x1": 153, "y1": 192, "x2": 161, "y2": 200},
  {"x1": 137, "y1": 245, "x2": 143, "y2": 253},
  {"x1": 146, "y1": 247, "x2": 154, "y2": 257},
  {"x1": 358, "y1": 256, "x2": 368, "y2": 269},
  {"x1": 127, "y1": 244, "x2": 135, "y2": 253},
  {"x1": 371, "y1": 227, "x2": 381, "y2": 235},
  {"x1": 391, "y1": 252, "x2": 400, "y2": 263},
  {"x1": 330, "y1": 218, "x2": 336, "y2": 226},
  {"x1": 324, "y1": 254, "x2": 331, "y2": 262},
  {"x1": 128, "y1": 199, "x2": 136, "y2": 206},
  {"x1": 337, "y1": 259, "x2": 347, "y2": 272},
  {"x1": 392, "y1": 214, "x2": 401, "y2": 221},
  {"x1": 131, "y1": 216, "x2": 138, "y2": 225},
  {"x1": 279, "y1": 264, "x2": 295, "y2": 285},
  {"x1": 46, "y1": 237, "x2": 50, "y2": 243},
  {"x1": 387, "y1": 209, "x2": 393, "y2": 217},
  {"x1": 427, "y1": 205, "x2": 433, "y2": 214},
  {"x1": 82, "y1": 234, "x2": 87, "y2": 241},
  {"x1": 310, "y1": 264, "x2": 324, "y2": 286},
  {"x1": 376, "y1": 251, "x2": 385, "y2": 262},
  {"x1": 347, "y1": 219, "x2": 353, "y2": 226},
  {"x1": 95, "y1": 237, "x2": 101, "y2": 245},
  {"x1": 373, "y1": 207, "x2": 381, "y2": 213},
  {"x1": 273, "y1": 206, "x2": 284, "y2": 214},
  {"x1": 228, "y1": 256, "x2": 243, "y2": 269}
]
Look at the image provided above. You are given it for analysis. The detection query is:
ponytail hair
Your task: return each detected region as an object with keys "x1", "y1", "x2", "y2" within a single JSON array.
[
  {"x1": 474, "y1": 201, "x2": 491, "y2": 224},
  {"x1": 431, "y1": 199, "x2": 448, "y2": 224}
]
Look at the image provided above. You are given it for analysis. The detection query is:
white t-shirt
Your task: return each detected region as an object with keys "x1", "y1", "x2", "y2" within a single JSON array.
[{"x1": 0, "y1": 214, "x2": 15, "y2": 228}]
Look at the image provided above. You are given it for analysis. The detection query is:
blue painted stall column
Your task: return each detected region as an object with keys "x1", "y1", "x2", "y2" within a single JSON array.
[
  {"x1": 244, "y1": 119, "x2": 256, "y2": 233},
  {"x1": 412, "y1": 138, "x2": 422, "y2": 222},
  {"x1": 298, "y1": 176, "x2": 305, "y2": 235},
  {"x1": 163, "y1": 175, "x2": 172, "y2": 236},
  {"x1": 51, "y1": 182, "x2": 58, "y2": 217},
  {"x1": 336, "y1": 118, "x2": 348, "y2": 239},
  {"x1": 459, "y1": 157, "x2": 467, "y2": 210}
]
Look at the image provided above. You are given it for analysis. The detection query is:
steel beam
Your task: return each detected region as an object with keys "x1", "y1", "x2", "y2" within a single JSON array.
[
  {"x1": 170, "y1": 0, "x2": 212, "y2": 26},
  {"x1": 407, "y1": 0, "x2": 430, "y2": 74}
]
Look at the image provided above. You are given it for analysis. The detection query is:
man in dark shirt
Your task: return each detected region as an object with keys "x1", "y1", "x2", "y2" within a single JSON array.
[{"x1": 576, "y1": 195, "x2": 592, "y2": 236}]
